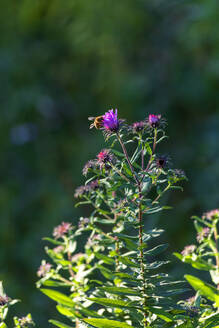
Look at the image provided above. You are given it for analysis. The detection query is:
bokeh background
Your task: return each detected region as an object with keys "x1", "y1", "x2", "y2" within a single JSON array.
[{"x1": 0, "y1": 0, "x2": 219, "y2": 326}]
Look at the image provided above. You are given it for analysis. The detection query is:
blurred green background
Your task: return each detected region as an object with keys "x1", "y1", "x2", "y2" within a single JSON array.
[{"x1": 0, "y1": 0, "x2": 219, "y2": 326}]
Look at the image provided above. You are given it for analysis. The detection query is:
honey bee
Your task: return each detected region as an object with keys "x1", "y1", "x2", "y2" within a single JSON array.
[{"x1": 88, "y1": 115, "x2": 104, "y2": 129}]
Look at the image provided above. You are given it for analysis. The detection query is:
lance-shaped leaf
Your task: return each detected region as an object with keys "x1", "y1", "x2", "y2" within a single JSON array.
[
  {"x1": 84, "y1": 318, "x2": 134, "y2": 328},
  {"x1": 185, "y1": 275, "x2": 219, "y2": 306},
  {"x1": 40, "y1": 289, "x2": 75, "y2": 307},
  {"x1": 88, "y1": 297, "x2": 139, "y2": 309},
  {"x1": 49, "y1": 320, "x2": 74, "y2": 328}
]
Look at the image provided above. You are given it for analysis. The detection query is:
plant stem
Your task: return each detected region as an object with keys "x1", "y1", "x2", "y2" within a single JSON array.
[
  {"x1": 152, "y1": 184, "x2": 170, "y2": 205},
  {"x1": 117, "y1": 133, "x2": 139, "y2": 185},
  {"x1": 110, "y1": 162, "x2": 130, "y2": 183},
  {"x1": 213, "y1": 224, "x2": 219, "y2": 289},
  {"x1": 145, "y1": 128, "x2": 157, "y2": 172},
  {"x1": 138, "y1": 186, "x2": 148, "y2": 327}
]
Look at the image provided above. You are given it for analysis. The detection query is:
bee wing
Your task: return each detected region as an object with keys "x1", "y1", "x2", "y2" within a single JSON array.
[{"x1": 88, "y1": 116, "x2": 95, "y2": 121}]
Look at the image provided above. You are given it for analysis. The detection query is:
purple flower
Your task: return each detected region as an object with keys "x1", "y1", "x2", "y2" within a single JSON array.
[
  {"x1": 74, "y1": 180, "x2": 100, "y2": 198},
  {"x1": 37, "y1": 261, "x2": 52, "y2": 277},
  {"x1": 53, "y1": 222, "x2": 72, "y2": 239},
  {"x1": 202, "y1": 209, "x2": 219, "y2": 221},
  {"x1": 148, "y1": 114, "x2": 161, "y2": 128},
  {"x1": 181, "y1": 245, "x2": 196, "y2": 256},
  {"x1": 97, "y1": 149, "x2": 114, "y2": 169},
  {"x1": 102, "y1": 109, "x2": 119, "y2": 132},
  {"x1": 197, "y1": 227, "x2": 210, "y2": 243},
  {"x1": 131, "y1": 121, "x2": 147, "y2": 134},
  {"x1": 74, "y1": 185, "x2": 87, "y2": 198},
  {"x1": 78, "y1": 217, "x2": 90, "y2": 228}
]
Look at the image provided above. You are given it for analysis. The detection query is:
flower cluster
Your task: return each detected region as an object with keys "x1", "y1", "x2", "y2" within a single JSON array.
[
  {"x1": 37, "y1": 261, "x2": 52, "y2": 277},
  {"x1": 74, "y1": 179, "x2": 99, "y2": 198},
  {"x1": 0, "y1": 294, "x2": 10, "y2": 306},
  {"x1": 197, "y1": 227, "x2": 210, "y2": 243},
  {"x1": 202, "y1": 209, "x2": 219, "y2": 221},
  {"x1": 53, "y1": 222, "x2": 72, "y2": 239},
  {"x1": 181, "y1": 244, "x2": 196, "y2": 256}
]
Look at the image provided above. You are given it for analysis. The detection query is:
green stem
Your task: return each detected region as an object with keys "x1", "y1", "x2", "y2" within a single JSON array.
[
  {"x1": 213, "y1": 224, "x2": 219, "y2": 290},
  {"x1": 117, "y1": 133, "x2": 139, "y2": 185},
  {"x1": 145, "y1": 128, "x2": 157, "y2": 172}
]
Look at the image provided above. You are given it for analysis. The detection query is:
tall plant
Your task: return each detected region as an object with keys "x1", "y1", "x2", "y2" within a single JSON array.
[{"x1": 36, "y1": 110, "x2": 197, "y2": 328}]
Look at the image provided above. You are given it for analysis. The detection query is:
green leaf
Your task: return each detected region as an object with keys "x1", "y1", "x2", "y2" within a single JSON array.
[
  {"x1": 0, "y1": 323, "x2": 7, "y2": 328},
  {"x1": 99, "y1": 286, "x2": 140, "y2": 296},
  {"x1": 144, "y1": 244, "x2": 168, "y2": 256},
  {"x1": 40, "y1": 289, "x2": 75, "y2": 307},
  {"x1": 84, "y1": 318, "x2": 134, "y2": 328},
  {"x1": 95, "y1": 252, "x2": 114, "y2": 265},
  {"x1": 49, "y1": 320, "x2": 74, "y2": 328},
  {"x1": 148, "y1": 307, "x2": 173, "y2": 322},
  {"x1": 88, "y1": 297, "x2": 138, "y2": 309},
  {"x1": 174, "y1": 252, "x2": 214, "y2": 271},
  {"x1": 56, "y1": 305, "x2": 81, "y2": 318},
  {"x1": 185, "y1": 275, "x2": 219, "y2": 306},
  {"x1": 43, "y1": 237, "x2": 63, "y2": 245},
  {"x1": 145, "y1": 142, "x2": 152, "y2": 156}
]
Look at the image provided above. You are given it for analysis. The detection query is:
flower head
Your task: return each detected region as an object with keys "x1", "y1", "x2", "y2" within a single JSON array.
[
  {"x1": 131, "y1": 121, "x2": 147, "y2": 134},
  {"x1": 202, "y1": 209, "x2": 219, "y2": 221},
  {"x1": 102, "y1": 109, "x2": 120, "y2": 133},
  {"x1": 17, "y1": 315, "x2": 35, "y2": 327},
  {"x1": 53, "y1": 245, "x2": 64, "y2": 253},
  {"x1": 0, "y1": 294, "x2": 10, "y2": 306},
  {"x1": 155, "y1": 155, "x2": 170, "y2": 169},
  {"x1": 37, "y1": 261, "x2": 52, "y2": 277},
  {"x1": 181, "y1": 245, "x2": 196, "y2": 256},
  {"x1": 197, "y1": 227, "x2": 210, "y2": 243},
  {"x1": 78, "y1": 217, "x2": 90, "y2": 229},
  {"x1": 82, "y1": 160, "x2": 96, "y2": 176},
  {"x1": 74, "y1": 180, "x2": 100, "y2": 198},
  {"x1": 53, "y1": 222, "x2": 72, "y2": 239},
  {"x1": 97, "y1": 149, "x2": 114, "y2": 169},
  {"x1": 148, "y1": 114, "x2": 161, "y2": 128}
]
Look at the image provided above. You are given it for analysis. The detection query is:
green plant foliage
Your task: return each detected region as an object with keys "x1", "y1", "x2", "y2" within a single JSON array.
[{"x1": 37, "y1": 112, "x2": 194, "y2": 327}]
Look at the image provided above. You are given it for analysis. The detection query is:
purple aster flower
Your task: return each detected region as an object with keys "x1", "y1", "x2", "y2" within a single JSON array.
[
  {"x1": 53, "y1": 222, "x2": 72, "y2": 239},
  {"x1": 74, "y1": 185, "x2": 87, "y2": 198},
  {"x1": 131, "y1": 121, "x2": 147, "y2": 134},
  {"x1": 97, "y1": 149, "x2": 114, "y2": 169},
  {"x1": 102, "y1": 109, "x2": 120, "y2": 133},
  {"x1": 181, "y1": 245, "x2": 196, "y2": 256},
  {"x1": 197, "y1": 227, "x2": 210, "y2": 243},
  {"x1": 37, "y1": 261, "x2": 52, "y2": 277},
  {"x1": 202, "y1": 209, "x2": 219, "y2": 221},
  {"x1": 148, "y1": 114, "x2": 161, "y2": 128}
]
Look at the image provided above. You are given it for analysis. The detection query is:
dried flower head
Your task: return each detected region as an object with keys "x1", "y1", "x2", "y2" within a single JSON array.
[
  {"x1": 102, "y1": 109, "x2": 120, "y2": 133},
  {"x1": 82, "y1": 160, "x2": 96, "y2": 176},
  {"x1": 74, "y1": 180, "x2": 100, "y2": 198},
  {"x1": 202, "y1": 209, "x2": 219, "y2": 221},
  {"x1": 197, "y1": 227, "x2": 210, "y2": 243},
  {"x1": 37, "y1": 261, "x2": 52, "y2": 277},
  {"x1": 155, "y1": 155, "x2": 170, "y2": 170},
  {"x1": 78, "y1": 217, "x2": 90, "y2": 229},
  {"x1": 53, "y1": 245, "x2": 64, "y2": 253},
  {"x1": 0, "y1": 294, "x2": 10, "y2": 306},
  {"x1": 181, "y1": 245, "x2": 196, "y2": 256},
  {"x1": 131, "y1": 121, "x2": 147, "y2": 134},
  {"x1": 74, "y1": 185, "x2": 87, "y2": 198},
  {"x1": 186, "y1": 296, "x2": 196, "y2": 305},
  {"x1": 53, "y1": 222, "x2": 72, "y2": 239},
  {"x1": 17, "y1": 315, "x2": 35, "y2": 327}
]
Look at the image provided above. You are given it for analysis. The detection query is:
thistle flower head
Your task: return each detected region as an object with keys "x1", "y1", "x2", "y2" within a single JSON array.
[
  {"x1": 202, "y1": 209, "x2": 219, "y2": 221},
  {"x1": 74, "y1": 180, "x2": 100, "y2": 198},
  {"x1": 148, "y1": 114, "x2": 161, "y2": 128},
  {"x1": 102, "y1": 109, "x2": 120, "y2": 132},
  {"x1": 197, "y1": 227, "x2": 210, "y2": 243},
  {"x1": 53, "y1": 222, "x2": 72, "y2": 239},
  {"x1": 181, "y1": 245, "x2": 196, "y2": 256},
  {"x1": 155, "y1": 155, "x2": 170, "y2": 169},
  {"x1": 97, "y1": 149, "x2": 114, "y2": 169},
  {"x1": 131, "y1": 121, "x2": 147, "y2": 134},
  {"x1": 37, "y1": 261, "x2": 52, "y2": 277}
]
